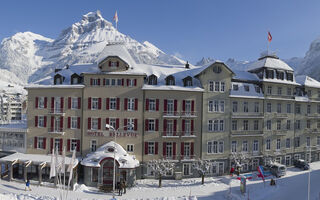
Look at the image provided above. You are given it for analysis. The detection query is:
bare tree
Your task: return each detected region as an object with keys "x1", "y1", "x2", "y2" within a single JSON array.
[
  {"x1": 147, "y1": 159, "x2": 175, "y2": 187},
  {"x1": 231, "y1": 152, "x2": 250, "y2": 174},
  {"x1": 192, "y1": 159, "x2": 214, "y2": 184}
]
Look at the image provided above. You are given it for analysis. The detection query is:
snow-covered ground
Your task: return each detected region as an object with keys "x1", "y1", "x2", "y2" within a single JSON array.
[{"x1": 1, "y1": 162, "x2": 320, "y2": 200}]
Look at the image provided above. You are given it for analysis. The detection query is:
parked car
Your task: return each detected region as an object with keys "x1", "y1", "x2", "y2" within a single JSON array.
[
  {"x1": 293, "y1": 159, "x2": 310, "y2": 170},
  {"x1": 269, "y1": 163, "x2": 286, "y2": 178}
]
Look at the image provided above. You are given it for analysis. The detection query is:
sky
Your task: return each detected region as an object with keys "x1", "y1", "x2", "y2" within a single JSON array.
[{"x1": 1, "y1": 0, "x2": 320, "y2": 64}]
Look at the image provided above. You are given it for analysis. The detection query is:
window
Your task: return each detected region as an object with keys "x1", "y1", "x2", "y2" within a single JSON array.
[
  {"x1": 286, "y1": 138, "x2": 291, "y2": 149},
  {"x1": 267, "y1": 103, "x2": 272, "y2": 113},
  {"x1": 37, "y1": 137, "x2": 45, "y2": 149},
  {"x1": 38, "y1": 97, "x2": 45, "y2": 109},
  {"x1": 148, "y1": 75, "x2": 157, "y2": 85},
  {"x1": 220, "y1": 82, "x2": 225, "y2": 92},
  {"x1": 286, "y1": 120, "x2": 291, "y2": 130},
  {"x1": 266, "y1": 139, "x2": 271, "y2": 150},
  {"x1": 220, "y1": 101, "x2": 225, "y2": 112},
  {"x1": 214, "y1": 120, "x2": 219, "y2": 131},
  {"x1": 184, "y1": 120, "x2": 191, "y2": 135},
  {"x1": 128, "y1": 79, "x2": 134, "y2": 87},
  {"x1": 318, "y1": 105, "x2": 320, "y2": 114},
  {"x1": 232, "y1": 120, "x2": 238, "y2": 131},
  {"x1": 38, "y1": 116, "x2": 45, "y2": 128},
  {"x1": 219, "y1": 120, "x2": 224, "y2": 131},
  {"x1": 91, "y1": 98, "x2": 99, "y2": 110},
  {"x1": 253, "y1": 140, "x2": 259, "y2": 152},
  {"x1": 71, "y1": 117, "x2": 78, "y2": 129},
  {"x1": 294, "y1": 137, "x2": 300, "y2": 148},
  {"x1": 214, "y1": 81, "x2": 220, "y2": 92},
  {"x1": 254, "y1": 102, "x2": 259, "y2": 113},
  {"x1": 242, "y1": 141, "x2": 248, "y2": 152},
  {"x1": 232, "y1": 101, "x2": 238, "y2": 112},
  {"x1": 243, "y1": 102, "x2": 248, "y2": 112},
  {"x1": 218, "y1": 141, "x2": 224, "y2": 153},
  {"x1": 111, "y1": 79, "x2": 116, "y2": 86},
  {"x1": 166, "y1": 142, "x2": 173, "y2": 158},
  {"x1": 233, "y1": 84, "x2": 239, "y2": 91},
  {"x1": 306, "y1": 137, "x2": 311, "y2": 147},
  {"x1": 214, "y1": 100, "x2": 219, "y2": 112},
  {"x1": 110, "y1": 61, "x2": 118, "y2": 67},
  {"x1": 128, "y1": 98, "x2": 135, "y2": 111},
  {"x1": 70, "y1": 139, "x2": 78, "y2": 151},
  {"x1": 148, "y1": 119, "x2": 155, "y2": 131},
  {"x1": 243, "y1": 120, "x2": 249, "y2": 130},
  {"x1": 287, "y1": 104, "x2": 291, "y2": 113},
  {"x1": 317, "y1": 136, "x2": 320, "y2": 146},
  {"x1": 267, "y1": 120, "x2": 271, "y2": 130},
  {"x1": 166, "y1": 76, "x2": 175, "y2": 86},
  {"x1": 277, "y1": 87, "x2": 282, "y2": 95},
  {"x1": 54, "y1": 138, "x2": 61, "y2": 151},
  {"x1": 295, "y1": 104, "x2": 301, "y2": 114},
  {"x1": 208, "y1": 100, "x2": 213, "y2": 112},
  {"x1": 209, "y1": 81, "x2": 214, "y2": 92},
  {"x1": 295, "y1": 120, "x2": 301, "y2": 130},
  {"x1": 231, "y1": 141, "x2": 237, "y2": 153},
  {"x1": 207, "y1": 141, "x2": 213, "y2": 154},
  {"x1": 287, "y1": 88, "x2": 292, "y2": 96},
  {"x1": 307, "y1": 105, "x2": 311, "y2": 114},
  {"x1": 90, "y1": 140, "x2": 97, "y2": 152},
  {"x1": 91, "y1": 168, "x2": 98, "y2": 183},
  {"x1": 183, "y1": 163, "x2": 191, "y2": 176},
  {"x1": 318, "y1": 120, "x2": 320, "y2": 129},
  {"x1": 307, "y1": 120, "x2": 311, "y2": 129},
  {"x1": 254, "y1": 120, "x2": 259, "y2": 130},
  {"x1": 109, "y1": 118, "x2": 116, "y2": 130},
  {"x1": 213, "y1": 65, "x2": 222, "y2": 73},
  {"x1": 105, "y1": 79, "x2": 110, "y2": 86},
  {"x1": 276, "y1": 139, "x2": 281, "y2": 150},
  {"x1": 91, "y1": 78, "x2": 99, "y2": 86},
  {"x1": 277, "y1": 120, "x2": 281, "y2": 130},
  {"x1": 277, "y1": 103, "x2": 282, "y2": 113},
  {"x1": 110, "y1": 98, "x2": 117, "y2": 110},
  {"x1": 167, "y1": 100, "x2": 174, "y2": 114},
  {"x1": 117, "y1": 79, "x2": 122, "y2": 86},
  {"x1": 149, "y1": 99, "x2": 156, "y2": 111},
  {"x1": 267, "y1": 86, "x2": 272, "y2": 95},
  {"x1": 127, "y1": 144, "x2": 134, "y2": 152},
  {"x1": 71, "y1": 98, "x2": 79, "y2": 109},
  {"x1": 148, "y1": 142, "x2": 155, "y2": 154},
  {"x1": 244, "y1": 85, "x2": 249, "y2": 92},
  {"x1": 127, "y1": 118, "x2": 134, "y2": 131},
  {"x1": 91, "y1": 118, "x2": 98, "y2": 130},
  {"x1": 208, "y1": 120, "x2": 213, "y2": 132}
]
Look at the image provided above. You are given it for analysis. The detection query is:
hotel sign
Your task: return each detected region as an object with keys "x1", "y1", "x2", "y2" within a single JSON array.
[{"x1": 87, "y1": 131, "x2": 138, "y2": 137}]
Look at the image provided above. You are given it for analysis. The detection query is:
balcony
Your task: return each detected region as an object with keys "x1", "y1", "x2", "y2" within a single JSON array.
[
  {"x1": 162, "y1": 111, "x2": 180, "y2": 118},
  {"x1": 180, "y1": 155, "x2": 196, "y2": 160},
  {"x1": 161, "y1": 131, "x2": 179, "y2": 138},
  {"x1": 231, "y1": 112, "x2": 264, "y2": 119},
  {"x1": 231, "y1": 130, "x2": 263, "y2": 137},
  {"x1": 180, "y1": 131, "x2": 196, "y2": 137},
  {"x1": 49, "y1": 108, "x2": 65, "y2": 115},
  {"x1": 305, "y1": 113, "x2": 320, "y2": 119},
  {"x1": 272, "y1": 130, "x2": 287, "y2": 136},
  {"x1": 48, "y1": 128, "x2": 65, "y2": 135},
  {"x1": 304, "y1": 128, "x2": 319, "y2": 134},
  {"x1": 162, "y1": 155, "x2": 178, "y2": 160},
  {"x1": 180, "y1": 111, "x2": 197, "y2": 118},
  {"x1": 273, "y1": 113, "x2": 288, "y2": 118}
]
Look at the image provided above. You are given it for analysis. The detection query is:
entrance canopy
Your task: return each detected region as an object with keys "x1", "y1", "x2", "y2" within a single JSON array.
[{"x1": 81, "y1": 141, "x2": 139, "y2": 168}]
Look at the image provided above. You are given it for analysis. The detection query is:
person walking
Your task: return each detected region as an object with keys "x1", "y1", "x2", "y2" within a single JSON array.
[
  {"x1": 117, "y1": 181, "x2": 122, "y2": 196},
  {"x1": 25, "y1": 179, "x2": 31, "y2": 191},
  {"x1": 122, "y1": 180, "x2": 126, "y2": 194}
]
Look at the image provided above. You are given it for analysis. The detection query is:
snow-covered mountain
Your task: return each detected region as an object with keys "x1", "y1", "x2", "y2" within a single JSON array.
[{"x1": 0, "y1": 10, "x2": 185, "y2": 90}]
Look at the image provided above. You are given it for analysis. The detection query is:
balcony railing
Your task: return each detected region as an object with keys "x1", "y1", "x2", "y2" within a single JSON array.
[
  {"x1": 180, "y1": 155, "x2": 196, "y2": 160},
  {"x1": 162, "y1": 155, "x2": 178, "y2": 160},
  {"x1": 161, "y1": 131, "x2": 179, "y2": 137},
  {"x1": 163, "y1": 111, "x2": 180, "y2": 118},
  {"x1": 305, "y1": 113, "x2": 320, "y2": 118},
  {"x1": 48, "y1": 128, "x2": 65, "y2": 135},
  {"x1": 304, "y1": 128, "x2": 319, "y2": 134},
  {"x1": 180, "y1": 131, "x2": 196, "y2": 137},
  {"x1": 231, "y1": 112, "x2": 264, "y2": 119},
  {"x1": 231, "y1": 130, "x2": 263, "y2": 136},
  {"x1": 49, "y1": 108, "x2": 65, "y2": 115},
  {"x1": 273, "y1": 113, "x2": 288, "y2": 118},
  {"x1": 180, "y1": 111, "x2": 197, "y2": 117},
  {"x1": 272, "y1": 130, "x2": 287, "y2": 135}
]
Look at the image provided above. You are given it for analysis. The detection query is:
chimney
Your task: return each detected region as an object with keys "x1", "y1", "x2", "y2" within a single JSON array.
[
  {"x1": 55, "y1": 68, "x2": 62, "y2": 73},
  {"x1": 185, "y1": 61, "x2": 190, "y2": 69},
  {"x1": 66, "y1": 64, "x2": 70, "y2": 69}
]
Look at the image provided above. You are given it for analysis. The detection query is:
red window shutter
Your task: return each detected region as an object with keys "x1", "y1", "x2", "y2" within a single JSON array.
[
  {"x1": 35, "y1": 116, "x2": 38, "y2": 127},
  {"x1": 155, "y1": 142, "x2": 158, "y2": 155},
  {"x1": 164, "y1": 99, "x2": 167, "y2": 111},
  {"x1": 173, "y1": 142, "x2": 176, "y2": 159},
  {"x1": 116, "y1": 118, "x2": 119, "y2": 129},
  {"x1": 98, "y1": 118, "x2": 101, "y2": 130},
  {"x1": 68, "y1": 97, "x2": 71, "y2": 109},
  {"x1": 90, "y1": 78, "x2": 93, "y2": 85},
  {"x1": 34, "y1": 137, "x2": 37, "y2": 148},
  {"x1": 191, "y1": 120, "x2": 194, "y2": 133},
  {"x1": 116, "y1": 61, "x2": 119, "y2": 67},
  {"x1": 191, "y1": 142, "x2": 194, "y2": 156},
  {"x1": 126, "y1": 79, "x2": 129, "y2": 86},
  {"x1": 146, "y1": 99, "x2": 149, "y2": 111},
  {"x1": 103, "y1": 78, "x2": 106, "y2": 86},
  {"x1": 106, "y1": 98, "x2": 110, "y2": 110},
  {"x1": 174, "y1": 100, "x2": 177, "y2": 112},
  {"x1": 78, "y1": 97, "x2": 81, "y2": 109},
  {"x1": 116, "y1": 98, "x2": 120, "y2": 110},
  {"x1": 181, "y1": 142, "x2": 184, "y2": 157},
  {"x1": 60, "y1": 116, "x2": 63, "y2": 129},
  {"x1": 134, "y1": 119, "x2": 138, "y2": 131},
  {"x1": 135, "y1": 98, "x2": 138, "y2": 110},
  {"x1": 50, "y1": 138, "x2": 53, "y2": 152},
  {"x1": 77, "y1": 117, "x2": 80, "y2": 129},
  {"x1": 191, "y1": 100, "x2": 195, "y2": 112},
  {"x1": 51, "y1": 97, "x2": 54, "y2": 110},
  {"x1": 44, "y1": 97, "x2": 47, "y2": 108},
  {"x1": 51, "y1": 116, "x2": 54, "y2": 130},
  {"x1": 124, "y1": 119, "x2": 127, "y2": 130},
  {"x1": 88, "y1": 97, "x2": 91, "y2": 109},
  {"x1": 98, "y1": 98, "x2": 102, "y2": 109},
  {"x1": 163, "y1": 119, "x2": 167, "y2": 131},
  {"x1": 182, "y1": 100, "x2": 185, "y2": 112},
  {"x1": 144, "y1": 142, "x2": 148, "y2": 155},
  {"x1": 76, "y1": 140, "x2": 80, "y2": 152},
  {"x1": 60, "y1": 97, "x2": 64, "y2": 110},
  {"x1": 145, "y1": 119, "x2": 148, "y2": 131},
  {"x1": 134, "y1": 79, "x2": 137, "y2": 86},
  {"x1": 59, "y1": 139, "x2": 63, "y2": 152},
  {"x1": 155, "y1": 119, "x2": 159, "y2": 131},
  {"x1": 156, "y1": 99, "x2": 159, "y2": 111},
  {"x1": 106, "y1": 118, "x2": 109, "y2": 130},
  {"x1": 88, "y1": 118, "x2": 91, "y2": 130},
  {"x1": 98, "y1": 79, "x2": 100, "y2": 86},
  {"x1": 43, "y1": 138, "x2": 46, "y2": 150},
  {"x1": 182, "y1": 120, "x2": 185, "y2": 132},
  {"x1": 124, "y1": 98, "x2": 128, "y2": 110},
  {"x1": 121, "y1": 78, "x2": 124, "y2": 86},
  {"x1": 35, "y1": 97, "x2": 39, "y2": 108},
  {"x1": 163, "y1": 142, "x2": 166, "y2": 158},
  {"x1": 108, "y1": 61, "x2": 111, "y2": 66},
  {"x1": 174, "y1": 120, "x2": 177, "y2": 132},
  {"x1": 44, "y1": 116, "x2": 47, "y2": 127},
  {"x1": 68, "y1": 117, "x2": 71, "y2": 129},
  {"x1": 67, "y1": 139, "x2": 70, "y2": 151}
]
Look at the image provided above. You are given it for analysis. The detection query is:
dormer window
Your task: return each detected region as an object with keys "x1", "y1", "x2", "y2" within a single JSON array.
[
  {"x1": 56, "y1": 78, "x2": 62, "y2": 84},
  {"x1": 109, "y1": 61, "x2": 119, "y2": 67},
  {"x1": 233, "y1": 84, "x2": 239, "y2": 91},
  {"x1": 148, "y1": 75, "x2": 158, "y2": 85},
  {"x1": 166, "y1": 75, "x2": 175, "y2": 86},
  {"x1": 54, "y1": 74, "x2": 64, "y2": 85},
  {"x1": 183, "y1": 76, "x2": 193, "y2": 87},
  {"x1": 266, "y1": 69, "x2": 274, "y2": 79},
  {"x1": 71, "y1": 73, "x2": 81, "y2": 85},
  {"x1": 244, "y1": 85, "x2": 249, "y2": 92},
  {"x1": 72, "y1": 77, "x2": 79, "y2": 84},
  {"x1": 286, "y1": 72, "x2": 293, "y2": 81},
  {"x1": 255, "y1": 86, "x2": 261, "y2": 93}
]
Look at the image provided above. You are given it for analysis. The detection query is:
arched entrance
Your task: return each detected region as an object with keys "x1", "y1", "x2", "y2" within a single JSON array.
[{"x1": 101, "y1": 158, "x2": 119, "y2": 187}]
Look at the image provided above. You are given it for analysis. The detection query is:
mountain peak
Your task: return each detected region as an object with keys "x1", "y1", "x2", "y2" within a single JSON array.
[{"x1": 82, "y1": 10, "x2": 105, "y2": 23}]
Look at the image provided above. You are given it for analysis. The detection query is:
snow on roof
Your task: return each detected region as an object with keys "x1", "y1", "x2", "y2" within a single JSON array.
[
  {"x1": 296, "y1": 75, "x2": 320, "y2": 89},
  {"x1": 233, "y1": 70, "x2": 259, "y2": 81},
  {"x1": 142, "y1": 85, "x2": 204, "y2": 92},
  {"x1": 0, "y1": 120, "x2": 27, "y2": 131},
  {"x1": 81, "y1": 141, "x2": 139, "y2": 168},
  {"x1": 230, "y1": 82, "x2": 264, "y2": 99},
  {"x1": 0, "y1": 152, "x2": 79, "y2": 168},
  {"x1": 248, "y1": 56, "x2": 294, "y2": 71},
  {"x1": 25, "y1": 84, "x2": 85, "y2": 89}
]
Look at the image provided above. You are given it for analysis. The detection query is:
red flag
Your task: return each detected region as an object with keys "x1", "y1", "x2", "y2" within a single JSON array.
[
  {"x1": 268, "y1": 31, "x2": 272, "y2": 42},
  {"x1": 113, "y1": 11, "x2": 118, "y2": 23}
]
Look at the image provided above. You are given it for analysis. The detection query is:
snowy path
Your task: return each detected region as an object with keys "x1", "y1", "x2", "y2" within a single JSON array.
[{"x1": 0, "y1": 162, "x2": 320, "y2": 199}]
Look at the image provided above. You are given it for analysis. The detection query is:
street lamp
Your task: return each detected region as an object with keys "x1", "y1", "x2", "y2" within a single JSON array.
[{"x1": 105, "y1": 123, "x2": 134, "y2": 199}]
